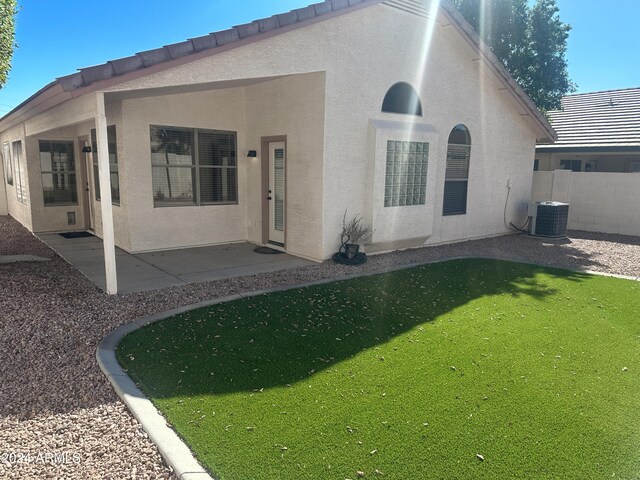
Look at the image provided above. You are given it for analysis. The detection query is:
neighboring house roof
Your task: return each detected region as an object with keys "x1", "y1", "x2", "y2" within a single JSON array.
[
  {"x1": 0, "y1": 0, "x2": 555, "y2": 142},
  {"x1": 537, "y1": 87, "x2": 640, "y2": 152}
]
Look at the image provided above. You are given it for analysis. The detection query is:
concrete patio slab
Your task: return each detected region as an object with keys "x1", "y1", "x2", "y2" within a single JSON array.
[{"x1": 37, "y1": 233, "x2": 314, "y2": 294}]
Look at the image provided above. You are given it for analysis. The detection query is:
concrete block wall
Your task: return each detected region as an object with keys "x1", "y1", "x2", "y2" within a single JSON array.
[{"x1": 531, "y1": 171, "x2": 640, "y2": 237}]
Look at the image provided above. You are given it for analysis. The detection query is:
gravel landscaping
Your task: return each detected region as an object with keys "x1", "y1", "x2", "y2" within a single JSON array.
[{"x1": 0, "y1": 215, "x2": 639, "y2": 479}]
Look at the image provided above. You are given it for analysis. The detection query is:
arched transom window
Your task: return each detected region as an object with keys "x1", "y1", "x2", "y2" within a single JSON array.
[
  {"x1": 382, "y1": 82, "x2": 423, "y2": 116},
  {"x1": 443, "y1": 124, "x2": 471, "y2": 216}
]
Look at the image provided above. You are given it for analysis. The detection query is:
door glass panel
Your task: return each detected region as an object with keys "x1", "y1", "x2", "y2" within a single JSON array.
[{"x1": 274, "y1": 148, "x2": 284, "y2": 231}]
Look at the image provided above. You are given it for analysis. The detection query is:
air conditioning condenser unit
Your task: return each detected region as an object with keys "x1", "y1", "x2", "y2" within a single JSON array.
[{"x1": 528, "y1": 201, "x2": 569, "y2": 238}]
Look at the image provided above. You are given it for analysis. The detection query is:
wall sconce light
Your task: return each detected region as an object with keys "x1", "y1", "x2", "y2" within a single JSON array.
[
  {"x1": 247, "y1": 150, "x2": 257, "y2": 158},
  {"x1": 82, "y1": 145, "x2": 92, "y2": 153}
]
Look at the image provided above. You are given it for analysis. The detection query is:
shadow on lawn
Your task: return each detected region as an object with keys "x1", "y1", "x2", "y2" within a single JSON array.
[{"x1": 117, "y1": 258, "x2": 593, "y2": 398}]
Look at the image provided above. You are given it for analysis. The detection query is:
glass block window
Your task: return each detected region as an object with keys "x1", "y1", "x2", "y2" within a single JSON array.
[
  {"x1": 384, "y1": 140, "x2": 429, "y2": 207},
  {"x1": 91, "y1": 125, "x2": 120, "y2": 204},
  {"x1": 150, "y1": 126, "x2": 237, "y2": 207},
  {"x1": 40, "y1": 140, "x2": 78, "y2": 206}
]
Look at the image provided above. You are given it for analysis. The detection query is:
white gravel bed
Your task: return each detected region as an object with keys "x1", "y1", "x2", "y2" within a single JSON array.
[{"x1": 0, "y1": 216, "x2": 638, "y2": 479}]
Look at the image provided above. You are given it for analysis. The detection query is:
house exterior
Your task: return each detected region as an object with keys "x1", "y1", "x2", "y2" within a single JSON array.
[
  {"x1": 0, "y1": 0, "x2": 555, "y2": 293},
  {"x1": 535, "y1": 87, "x2": 640, "y2": 173}
]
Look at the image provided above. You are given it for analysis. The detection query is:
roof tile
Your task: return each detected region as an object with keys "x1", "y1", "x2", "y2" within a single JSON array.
[
  {"x1": 257, "y1": 16, "x2": 280, "y2": 32},
  {"x1": 331, "y1": 0, "x2": 350, "y2": 10},
  {"x1": 166, "y1": 40, "x2": 195, "y2": 59},
  {"x1": 213, "y1": 28, "x2": 240, "y2": 46},
  {"x1": 293, "y1": 5, "x2": 318, "y2": 21},
  {"x1": 57, "y1": 72, "x2": 84, "y2": 91},
  {"x1": 109, "y1": 56, "x2": 144, "y2": 76},
  {"x1": 312, "y1": 1, "x2": 333, "y2": 16},
  {"x1": 539, "y1": 87, "x2": 640, "y2": 148},
  {"x1": 190, "y1": 34, "x2": 217, "y2": 52},
  {"x1": 138, "y1": 47, "x2": 171, "y2": 67},
  {"x1": 277, "y1": 11, "x2": 299, "y2": 27},
  {"x1": 80, "y1": 63, "x2": 116, "y2": 85},
  {"x1": 236, "y1": 21, "x2": 260, "y2": 39}
]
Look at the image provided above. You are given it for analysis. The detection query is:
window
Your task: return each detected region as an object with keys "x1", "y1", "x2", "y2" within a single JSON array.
[
  {"x1": 533, "y1": 159, "x2": 539, "y2": 171},
  {"x1": 384, "y1": 141, "x2": 429, "y2": 207},
  {"x1": 443, "y1": 124, "x2": 471, "y2": 216},
  {"x1": 560, "y1": 159, "x2": 581, "y2": 172},
  {"x1": 150, "y1": 126, "x2": 237, "y2": 207},
  {"x1": 13, "y1": 141, "x2": 27, "y2": 204},
  {"x1": 91, "y1": 125, "x2": 120, "y2": 204},
  {"x1": 2, "y1": 141, "x2": 13, "y2": 185},
  {"x1": 382, "y1": 82, "x2": 423, "y2": 116},
  {"x1": 39, "y1": 140, "x2": 78, "y2": 205}
]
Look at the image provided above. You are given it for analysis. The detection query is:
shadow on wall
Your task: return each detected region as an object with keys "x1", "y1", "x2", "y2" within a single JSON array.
[{"x1": 117, "y1": 258, "x2": 593, "y2": 398}]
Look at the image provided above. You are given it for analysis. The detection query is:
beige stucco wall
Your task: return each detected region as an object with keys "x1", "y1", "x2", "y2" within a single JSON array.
[
  {"x1": 104, "y1": 3, "x2": 540, "y2": 258},
  {"x1": 1, "y1": 97, "x2": 132, "y2": 251},
  {"x1": 0, "y1": 123, "x2": 32, "y2": 229},
  {"x1": 119, "y1": 72, "x2": 325, "y2": 256},
  {"x1": 3, "y1": 1, "x2": 545, "y2": 260},
  {"x1": 244, "y1": 73, "x2": 326, "y2": 260},
  {"x1": 0, "y1": 148, "x2": 7, "y2": 215},
  {"x1": 121, "y1": 88, "x2": 246, "y2": 252},
  {"x1": 317, "y1": 5, "x2": 538, "y2": 251},
  {"x1": 531, "y1": 171, "x2": 640, "y2": 236}
]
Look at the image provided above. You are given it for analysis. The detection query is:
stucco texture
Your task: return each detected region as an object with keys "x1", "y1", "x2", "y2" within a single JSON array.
[{"x1": 1, "y1": 1, "x2": 542, "y2": 261}]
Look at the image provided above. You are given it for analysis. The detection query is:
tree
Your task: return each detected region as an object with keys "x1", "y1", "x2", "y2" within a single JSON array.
[
  {"x1": 452, "y1": 0, "x2": 575, "y2": 111},
  {"x1": 0, "y1": 0, "x2": 18, "y2": 89}
]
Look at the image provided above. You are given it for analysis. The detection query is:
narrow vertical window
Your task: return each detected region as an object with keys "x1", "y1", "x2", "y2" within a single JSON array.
[
  {"x1": 443, "y1": 125, "x2": 471, "y2": 216},
  {"x1": 13, "y1": 141, "x2": 27, "y2": 205},
  {"x1": 40, "y1": 140, "x2": 78, "y2": 205},
  {"x1": 2, "y1": 141, "x2": 13, "y2": 185},
  {"x1": 91, "y1": 125, "x2": 120, "y2": 204}
]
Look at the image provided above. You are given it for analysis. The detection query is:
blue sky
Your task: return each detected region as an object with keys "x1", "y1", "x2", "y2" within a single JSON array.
[{"x1": 0, "y1": 0, "x2": 637, "y2": 116}]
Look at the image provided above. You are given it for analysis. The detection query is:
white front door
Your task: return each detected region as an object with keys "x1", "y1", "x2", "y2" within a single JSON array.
[{"x1": 268, "y1": 142, "x2": 285, "y2": 245}]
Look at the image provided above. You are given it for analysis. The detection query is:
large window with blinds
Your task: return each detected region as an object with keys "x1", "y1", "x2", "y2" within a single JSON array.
[
  {"x1": 150, "y1": 126, "x2": 237, "y2": 207},
  {"x1": 443, "y1": 125, "x2": 471, "y2": 216},
  {"x1": 40, "y1": 140, "x2": 77, "y2": 206},
  {"x1": 384, "y1": 140, "x2": 429, "y2": 207},
  {"x1": 2, "y1": 141, "x2": 13, "y2": 185},
  {"x1": 90, "y1": 125, "x2": 120, "y2": 204}
]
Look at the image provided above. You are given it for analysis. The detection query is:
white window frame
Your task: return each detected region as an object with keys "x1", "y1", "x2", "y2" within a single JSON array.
[
  {"x1": 2, "y1": 141, "x2": 13, "y2": 186},
  {"x1": 13, "y1": 141, "x2": 27, "y2": 205},
  {"x1": 383, "y1": 140, "x2": 429, "y2": 208},
  {"x1": 39, "y1": 140, "x2": 78, "y2": 206}
]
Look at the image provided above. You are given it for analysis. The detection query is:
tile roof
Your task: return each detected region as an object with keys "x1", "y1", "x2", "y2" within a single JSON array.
[
  {"x1": 538, "y1": 87, "x2": 640, "y2": 150},
  {"x1": 2, "y1": 0, "x2": 555, "y2": 142},
  {"x1": 57, "y1": 0, "x2": 372, "y2": 92}
]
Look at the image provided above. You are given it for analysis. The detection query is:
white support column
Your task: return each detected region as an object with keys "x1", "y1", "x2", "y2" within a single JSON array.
[{"x1": 95, "y1": 92, "x2": 118, "y2": 294}]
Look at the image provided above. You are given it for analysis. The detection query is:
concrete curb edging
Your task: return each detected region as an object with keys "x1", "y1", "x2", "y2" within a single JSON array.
[{"x1": 97, "y1": 256, "x2": 639, "y2": 479}]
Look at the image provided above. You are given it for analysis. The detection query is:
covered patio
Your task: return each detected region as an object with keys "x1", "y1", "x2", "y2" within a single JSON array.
[{"x1": 37, "y1": 233, "x2": 312, "y2": 294}]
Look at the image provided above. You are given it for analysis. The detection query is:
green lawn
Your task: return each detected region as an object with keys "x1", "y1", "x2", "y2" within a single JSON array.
[{"x1": 117, "y1": 259, "x2": 640, "y2": 480}]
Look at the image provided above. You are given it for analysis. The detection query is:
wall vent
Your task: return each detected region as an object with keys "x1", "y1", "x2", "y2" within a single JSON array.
[{"x1": 528, "y1": 202, "x2": 569, "y2": 238}]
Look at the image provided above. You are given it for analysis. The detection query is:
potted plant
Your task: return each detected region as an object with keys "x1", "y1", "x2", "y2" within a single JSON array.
[{"x1": 340, "y1": 211, "x2": 373, "y2": 259}]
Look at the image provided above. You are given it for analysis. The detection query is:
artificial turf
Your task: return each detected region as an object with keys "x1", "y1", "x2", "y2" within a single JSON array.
[{"x1": 116, "y1": 259, "x2": 640, "y2": 480}]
